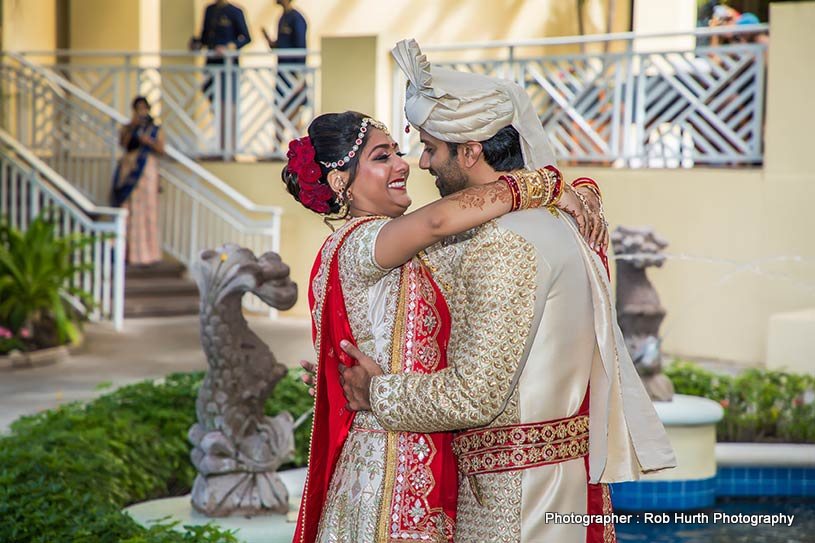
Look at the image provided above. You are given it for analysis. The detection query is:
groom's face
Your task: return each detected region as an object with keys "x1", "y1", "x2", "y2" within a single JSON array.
[{"x1": 418, "y1": 129, "x2": 469, "y2": 197}]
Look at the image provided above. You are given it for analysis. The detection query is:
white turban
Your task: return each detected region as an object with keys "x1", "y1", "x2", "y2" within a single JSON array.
[{"x1": 392, "y1": 38, "x2": 557, "y2": 169}]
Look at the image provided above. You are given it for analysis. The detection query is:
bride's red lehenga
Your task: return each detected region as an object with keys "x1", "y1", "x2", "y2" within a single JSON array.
[{"x1": 294, "y1": 216, "x2": 457, "y2": 543}]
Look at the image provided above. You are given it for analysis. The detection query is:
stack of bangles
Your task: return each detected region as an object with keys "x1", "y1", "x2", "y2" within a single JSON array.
[{"x1": 500, "y1": 166, "x2": 564, "y2": 212}]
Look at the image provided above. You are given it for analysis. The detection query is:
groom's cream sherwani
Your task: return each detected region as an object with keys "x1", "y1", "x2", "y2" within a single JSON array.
[{"x1": 370, "y1": 209, "x2": 676, "y2": 543}]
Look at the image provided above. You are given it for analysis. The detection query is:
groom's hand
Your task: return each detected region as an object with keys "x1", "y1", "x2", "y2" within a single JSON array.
[{"x1": 338, "y1": 340, "x2": 384, "y2": 411}]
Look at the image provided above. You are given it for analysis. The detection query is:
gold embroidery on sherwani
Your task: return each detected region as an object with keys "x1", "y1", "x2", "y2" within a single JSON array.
[
  {"x1": 370, "y1": 223, "x2": 537, "y2": 433},
  {"x1": 456, "y1": 471, "x2": 522, "y2": 543},
  {"x1": 370, "y1": 223, "x2": 537, "y2": 543}
]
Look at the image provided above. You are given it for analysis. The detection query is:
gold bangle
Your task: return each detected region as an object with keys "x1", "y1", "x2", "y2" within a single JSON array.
[
  {"x1": 519, "y1": 169, "x2": 546, "y2": 209},
  {"x1": 542, "y1": 168, "x2": 559, "y2": 207}
]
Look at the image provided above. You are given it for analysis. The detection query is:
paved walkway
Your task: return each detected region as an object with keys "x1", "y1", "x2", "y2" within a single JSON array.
[{"x1": 0, "y1": 316, "x2": 313, "y2": 432}]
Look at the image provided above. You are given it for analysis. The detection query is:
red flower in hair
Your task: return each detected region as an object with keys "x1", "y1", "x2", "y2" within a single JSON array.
[
  {"x1": 287, "y1": 136, "x2": 316, "y2": 168},
  {"x1": 298, "y1": 162, "x2": 322, "y2": 185},
  {"x1": 299, "y1": 183, "x2": 335, "y2": 213},
  {"x1": 286, "y1": 136, "x2": 335, "y2": 213}
]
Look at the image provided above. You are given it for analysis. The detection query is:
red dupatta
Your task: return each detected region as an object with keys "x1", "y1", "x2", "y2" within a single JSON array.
[{"x1": 294, "y1": 217, "x2": 457, "y2": 543}]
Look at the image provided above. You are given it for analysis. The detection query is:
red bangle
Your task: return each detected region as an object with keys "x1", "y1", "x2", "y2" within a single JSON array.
[
  {"x1": 572, "y1": 176, "x2": 600, "y2": 195},
  {"x1": 541, "y1": 166, "x2": 563, "y2": 206},
  {"x1": 543, "y1": 165, "x2": 563, "y2": 181},
  {"x1": 500, "y1": 174, "x2": 522, "y2": 212}
]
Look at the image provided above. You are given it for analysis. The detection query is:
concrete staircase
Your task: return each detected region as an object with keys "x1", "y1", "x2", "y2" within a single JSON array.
[{"x1": 124, "y1": 261, "x2": 200, "y2": 318}]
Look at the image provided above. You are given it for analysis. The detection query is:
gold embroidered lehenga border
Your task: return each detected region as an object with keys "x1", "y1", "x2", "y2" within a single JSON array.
[{"x1": 377, "y1": 260, "x2": 454, "y2": 542}]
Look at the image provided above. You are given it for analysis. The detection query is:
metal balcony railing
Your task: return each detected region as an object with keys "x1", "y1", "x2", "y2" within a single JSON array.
[
  {"x1": 393, "y1": 25, "x2": 769, "y2": 168},
  {"x1": 15, "y1": 50, "x2": 319, "y2": 161}
]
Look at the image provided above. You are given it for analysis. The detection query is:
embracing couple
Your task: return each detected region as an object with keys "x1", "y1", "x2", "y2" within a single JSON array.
[{"x1": 283, "y1": 39, "x2": 675, "y2": 543}]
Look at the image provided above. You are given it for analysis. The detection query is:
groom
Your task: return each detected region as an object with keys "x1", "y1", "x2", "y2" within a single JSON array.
[{"x1": 334, "y1": 39, "x2": 676, "y2": 543}]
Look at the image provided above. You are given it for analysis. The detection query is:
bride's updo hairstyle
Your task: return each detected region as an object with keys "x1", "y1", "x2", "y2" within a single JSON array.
[{"x1": 282, "y1": 111, "x2": 374, "y2": 215}]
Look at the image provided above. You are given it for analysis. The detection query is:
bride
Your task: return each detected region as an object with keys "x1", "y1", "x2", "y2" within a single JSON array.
[{"x1": 282, "y1": 111, "x2": 599, "y2": 542}]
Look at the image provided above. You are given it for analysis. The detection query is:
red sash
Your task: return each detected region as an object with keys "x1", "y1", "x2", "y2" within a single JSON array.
[{"x1": 294, "y1": 218, "x2": 457, "y2": 543}]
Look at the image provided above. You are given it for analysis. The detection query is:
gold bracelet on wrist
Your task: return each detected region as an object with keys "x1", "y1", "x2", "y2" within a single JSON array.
[
  {"x1": 572, "y1": 184, "x2": 591, "y2": 213},
  {"x1": 544, "y1": 168, "x2": 557, "y2": 206},
  {"x1": 522, "y1": 169, "x2": 547, "y2": 209}
]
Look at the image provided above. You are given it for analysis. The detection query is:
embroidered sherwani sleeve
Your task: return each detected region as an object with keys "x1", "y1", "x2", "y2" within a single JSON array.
[{"x1": 370, "y1": 223, "x2": 540, "y2": 433}]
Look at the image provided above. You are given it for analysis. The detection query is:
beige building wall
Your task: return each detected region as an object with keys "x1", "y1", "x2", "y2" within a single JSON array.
[
  {"x1": 632, "y1": 0, "x2": 697, "y2": 51},
  {"x1": 1, "y1": 0, "x2": 57, "y2": 52},
  {"x1": 160, "y1": 0, "x2": 197, "y2": 52},
  {"x1": 68, "y1": 0, "x2": 140, "y2": 51}
]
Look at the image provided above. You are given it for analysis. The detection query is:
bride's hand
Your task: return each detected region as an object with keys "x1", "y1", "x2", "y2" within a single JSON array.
[
  {"x1": 299, "y1": 359, "x2": 316, "y2": 397},
  {"x1": 554, "y1": 184, "x2": 590, "y2": 240},
  {"x1": 573, "y1": 185, "x2": 609, "y2": 251}
]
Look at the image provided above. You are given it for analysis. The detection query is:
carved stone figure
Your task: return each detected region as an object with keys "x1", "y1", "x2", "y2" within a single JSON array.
[
  {"x1": 611, "y1": 226, "x2": 674, "y2": 402},
  {"x1": 188, "y1": 244, "x2": 298, "y2": 517}
]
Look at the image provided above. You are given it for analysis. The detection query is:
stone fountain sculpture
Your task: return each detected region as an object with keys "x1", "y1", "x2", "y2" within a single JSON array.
[
  {"x1": 188, "y1": 244, "x2": 298, "y2": 517},
  {"x1": 611, "y1": 226, "x2": 674, "y2": 402}
]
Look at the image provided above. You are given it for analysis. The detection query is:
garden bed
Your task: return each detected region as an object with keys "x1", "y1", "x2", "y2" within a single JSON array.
[
  {"x1": 0, "y1": 370, "x2": 312, "y2": 543},
  {"x1": 666, "y1": 360, "x2": 815, "y2": 443}
]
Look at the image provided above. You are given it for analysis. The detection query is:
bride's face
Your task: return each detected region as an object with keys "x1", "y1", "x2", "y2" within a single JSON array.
[{"x1": 347, "y1": 128, "x2": 411, "y2": 218}]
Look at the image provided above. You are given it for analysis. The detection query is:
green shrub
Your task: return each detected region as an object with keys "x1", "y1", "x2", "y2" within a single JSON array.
[
  {"x1": 666, "y1": 360, "x2": 815, "y2": 443},
  {"x1": 0, "y1": 214, "x2": 96, "y2": 353},
  {"x1": 0, "y1": 370, "x2": 312, "y2": 542}
]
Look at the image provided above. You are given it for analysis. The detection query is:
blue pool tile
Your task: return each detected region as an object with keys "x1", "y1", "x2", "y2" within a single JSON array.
[{"x1": 714, "y1": 466, "x2": 815, "y2": 498}]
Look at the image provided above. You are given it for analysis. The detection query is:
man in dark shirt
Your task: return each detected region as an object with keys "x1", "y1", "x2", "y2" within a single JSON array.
[
  {"x1": 263, "y1": 0, "x2": 307, "y2": 63},
  {"x1": 200, "y1": 0, "x2": 251, "y2": 55},
  {"x1": 263, "y1": 0, "x2": 308, "y2": 124},
  {"x1": 196, "y1": 1, "x2": 251, "y2": 155}
]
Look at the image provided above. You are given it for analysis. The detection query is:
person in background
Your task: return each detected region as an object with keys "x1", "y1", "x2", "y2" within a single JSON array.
[
  {"x1": 709, "y1": 4, "x2": 741, "y2": 45},
  {"x1": 735, "y1": 12, "x2": 769, "y2": 46},
  {"x1": 112, "y1": 96, "x2": 165, "y2": 267},
  {"x1": 195, "y1": 0, "x2": 251, "y2": 153},
  {"x1": 263, "y1": 0, "x2": 308, "y2": 125}
]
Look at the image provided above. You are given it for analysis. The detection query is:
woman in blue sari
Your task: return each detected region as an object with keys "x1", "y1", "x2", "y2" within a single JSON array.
[{"x1": 113, "y1": 96, "x2": 165, "y2": 266}]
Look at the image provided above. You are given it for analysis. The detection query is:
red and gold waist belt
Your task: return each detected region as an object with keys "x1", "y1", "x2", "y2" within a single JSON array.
[{"x1": 451, "y1": 414, "x2": 589, "y2": 476}]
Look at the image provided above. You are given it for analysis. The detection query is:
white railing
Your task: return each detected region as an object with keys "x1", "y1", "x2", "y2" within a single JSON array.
[
  {"x1": 393, "y1": 25, "x2": 769, "y2": 168},
  {"x1": 0, "y1": 52, "x2": 283, "y2": 315},
  {"x1": 0, "y1": 128, "x2": 127, "y2": 329},
  {"x1": 15, "y1": 50, "x2": 319, "y2": 161}
]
